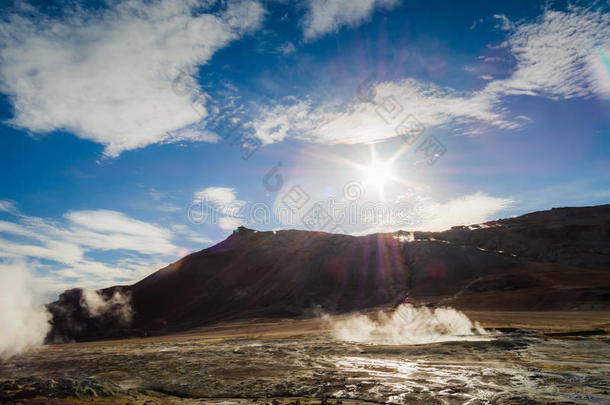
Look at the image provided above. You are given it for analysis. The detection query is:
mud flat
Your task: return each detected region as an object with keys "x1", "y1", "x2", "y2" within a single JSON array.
[{"x1": 1, "y1": 311, "x2": 609, "y2": 404}]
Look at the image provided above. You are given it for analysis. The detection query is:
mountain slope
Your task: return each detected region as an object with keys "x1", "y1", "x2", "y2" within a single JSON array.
[{"x1": 45, "y1": 204, "x2": 610, "y2": 342}]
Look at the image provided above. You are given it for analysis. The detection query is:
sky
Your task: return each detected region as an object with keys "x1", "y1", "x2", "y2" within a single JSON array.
[{"x1": 0, "y1": 0, "x2": 608, "y2": 298}]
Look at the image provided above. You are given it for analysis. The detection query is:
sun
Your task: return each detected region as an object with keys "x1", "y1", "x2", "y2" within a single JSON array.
[
  {"x1": 327, "y1": 143, "x2": 408, "y2": 200},
  {"x1": 363, "y1": 161, "x2": 394, "y2": 187},
  {"x1": 361, "y1": 156, "x2": 395, "y2": 200}
]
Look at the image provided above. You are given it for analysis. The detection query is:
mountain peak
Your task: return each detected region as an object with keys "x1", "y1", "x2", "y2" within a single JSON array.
[{"x1": 234, "y1": 226, "x2": 255, "y2": 234}]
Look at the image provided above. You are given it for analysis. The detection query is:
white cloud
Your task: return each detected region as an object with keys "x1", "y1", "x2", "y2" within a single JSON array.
[
  {"x1": 277, "y1": 41, "x2": 296, "y2": 55},
  {"x1": 148, "y1": 189, "x2": 182, "y2": 212},
  {"x1": 350, "y1": 192, "x2": 514, "y2": 234},
  {"x1": 415, "y1": 192, "x2": 514, "y2": 232},
  {"x1": 0, "y1": 0, "x2": 265, "y2": 157},
  {"x1": 251, "y1": 6, "x2": 610, "y2": 146},
  {"x1": 469, "y1": 17, "x2": 484, "y2": 31},
  {"x1": 193, "y1": 187, "x2": 246, "y2": 230},
  {"x1": 194, "y1": 187, "x2": 241, "y2": 207},
  {"x1": 153, "y1": 202, "x2": 182, "y2": 213},
  {"x1": 218, "y1": 216, "x2": 244, "y2": 231},
  {"x1": 171, "y1": 224, "x2": 213, "y2": 245},
  {"x1": 63, "y1": 210, "x2": 176, "y2": 255},
  {"x1": 0, "y1": 200, "x2": 18, "y2": 215},
  {"x1": 302, "y1": 0, "x2": 400, "y2": 40},
  {"x1": 250, "y1": 78, "x2": 514, "y2": 145},
  {"x1": 493, "y1": 14, "x2": 513, "y2": 31},
  {"x1": 248, "y1": 97, "x2": 319, "y2": 144},
  {"x1": 162, "y1": 128, "x2": 221, "y2": 145},
  {"x1": 0, "y1": 202, "x2": 179, "y2": 296},
  {"x1": 487, "y1": 7, "x2": 610, "y2": 99},
  {"x1": 185, "y1": 236, "x2": 213, "y2": 244}
]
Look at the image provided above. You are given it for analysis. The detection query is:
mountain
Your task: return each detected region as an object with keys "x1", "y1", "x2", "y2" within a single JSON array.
[{"x1": 45, "y1": 204, "x2": 610, "y2": 343}]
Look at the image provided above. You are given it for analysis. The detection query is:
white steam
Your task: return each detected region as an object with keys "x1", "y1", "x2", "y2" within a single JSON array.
[
  {"x1": 328, "y1": 304, "x2": 489, "y2": 345},
  {"x1": 0, "y1": 262, "x2": 51, "y2": 359},
  {"x1": 80, "y1": 289, "x2": 133, "y2": 324}
]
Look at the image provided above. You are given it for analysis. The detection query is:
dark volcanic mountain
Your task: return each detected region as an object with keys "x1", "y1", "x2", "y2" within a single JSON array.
[{"x1": 46, "y1": 204, "x2": 610, "y2": 342}]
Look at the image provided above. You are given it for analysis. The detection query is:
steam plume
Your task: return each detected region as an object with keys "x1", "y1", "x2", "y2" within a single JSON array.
[
  {"x1": 80, "y1": 290, "x2": 133, "y2": 324},
  {"x1": 0, "y1": 262, "x2": 51, "y2": 359},
  {"x1": 328, "y1": 304, "x2": 489, "y2": 345}
]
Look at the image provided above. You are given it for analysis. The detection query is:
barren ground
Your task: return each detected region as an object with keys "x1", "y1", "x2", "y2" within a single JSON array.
[{"x1": 1, "y1": 311, "x2": 610, "y2": 404}]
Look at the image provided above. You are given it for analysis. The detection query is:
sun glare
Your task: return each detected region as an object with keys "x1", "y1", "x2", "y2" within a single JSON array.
[{"x1": 364, "y1": 161, "x2": 393, "y2": 187}]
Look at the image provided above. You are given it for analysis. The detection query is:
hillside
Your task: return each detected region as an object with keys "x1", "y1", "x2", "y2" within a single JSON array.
[{"x1": 45, "y1": 204, "x2": 610, "y2": 342}]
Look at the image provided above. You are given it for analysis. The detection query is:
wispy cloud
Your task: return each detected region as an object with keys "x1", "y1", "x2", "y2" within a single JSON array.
[
  {"x1": 148, "y1": 189, "x2": 182, "y2": 212},
  {"x1": 171, "y1": 224, "x2": 213, "y2": 245},
  {"x1": 0, "y1": 202, "x2": 180, "y2": 296},
  {"x1": 63, "y1": 210, "x2": 177, "y2": 255},
  {"x1": 218, "y1": 216, "x2": 243, "y2": 231},
  {"x1": 414, "y1": 192, "x2": 514, "y2": 232},
  {"x1": 249, "y1": 78, "x2": 515, "y2": 145},
  {"x1": 492, "y1": 14, "x2": 513, "y2": 31},
  {"x1": 251, "y1": 6, "x2": 609, "y2": 146},
  {"x1": 194, "y1": 187, "x2": 243, "y2": 207},
  {"x1": 486, "y1": 6, "x2": 610, "y2": 99},
  {"x1": 0, "y1": 0, "x2": 265, "y2": 157},
  {"x1": 0, "y1": 200, "x2": 18, "y2": 215},
  {"x1": 276, "y1": 41, "x2": 296, "y2": 55},
  {"x1": 351, "y1": 192, "x2": 514, "y2": 234},
  {"x1": 302, "y1": 0, "x2": 400, "y2": 40},
  {"x1": 193, "y1": 187, "x2": 246, "y2": 230}
]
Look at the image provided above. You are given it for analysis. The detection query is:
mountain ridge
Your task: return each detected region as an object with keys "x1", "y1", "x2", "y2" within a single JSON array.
[{"x1": 45, "y1": 204, "x2": 610, "y2": 343}]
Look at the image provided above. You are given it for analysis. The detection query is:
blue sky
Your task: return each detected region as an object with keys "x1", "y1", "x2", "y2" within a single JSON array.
[{"x1": 0, "y1": 0, "x2": 608, "y2": 296}]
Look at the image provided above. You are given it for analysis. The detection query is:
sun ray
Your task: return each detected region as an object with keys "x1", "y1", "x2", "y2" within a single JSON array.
[{"x1": 299, "y1": 141, "x2": 420, "y2": 202}]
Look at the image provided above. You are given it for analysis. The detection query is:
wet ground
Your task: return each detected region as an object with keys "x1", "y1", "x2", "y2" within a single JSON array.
[{"x1": 1, "y1": 314, "x2": 609, "y2": 404}]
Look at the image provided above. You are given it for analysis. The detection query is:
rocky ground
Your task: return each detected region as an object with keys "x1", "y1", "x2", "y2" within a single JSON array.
[{"x1": 1, "y1": 312, "x2": 610, "y2": 404}]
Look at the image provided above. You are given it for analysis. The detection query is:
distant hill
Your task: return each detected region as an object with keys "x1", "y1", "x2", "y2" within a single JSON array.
[{"x1": 45, "y1": 204, "x2": 610, "y2": 342}]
